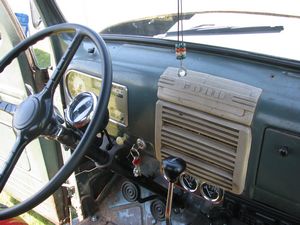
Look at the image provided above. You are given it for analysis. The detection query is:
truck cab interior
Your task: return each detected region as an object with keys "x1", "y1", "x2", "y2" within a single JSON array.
[{"x1": 0, "y1": 0, "x2": 300, "y2": 224}]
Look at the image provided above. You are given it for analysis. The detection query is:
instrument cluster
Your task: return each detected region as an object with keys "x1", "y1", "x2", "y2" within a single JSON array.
[{"x1": 65, "y1": 70, "x2": 128, "y2": 127}]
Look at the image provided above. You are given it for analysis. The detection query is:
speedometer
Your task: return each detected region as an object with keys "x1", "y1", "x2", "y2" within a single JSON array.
[
  {"x1": 66, "y1": 92, "x2": 97, "y2": 128},
  {"x1": 65, "y1": 70, "x2": 128, "y2": 126}
]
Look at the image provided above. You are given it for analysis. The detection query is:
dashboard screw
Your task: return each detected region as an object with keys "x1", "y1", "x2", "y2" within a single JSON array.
[
  {"x1": 91, "y1": 215, "x2": 98, "y2": 222},
  {"x1": 278, "y1": 146, "x2": 289, "y2": 157}
]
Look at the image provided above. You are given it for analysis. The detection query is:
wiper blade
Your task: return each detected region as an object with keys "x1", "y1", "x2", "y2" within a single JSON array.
[{"x1": 166, "y1": 25, "x2": 284, "y2": 36}]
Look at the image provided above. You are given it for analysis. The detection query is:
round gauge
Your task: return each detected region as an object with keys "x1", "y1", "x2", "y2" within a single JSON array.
[
  {"x1": 66, "y1": 92, "x2": 97, "y2": 128},
  {"x1": 200, "y1": 182, "x2": 224, "y2": 202},
  {"x1": 179, "y1": 173, "x2": 199, "y2": 192}
]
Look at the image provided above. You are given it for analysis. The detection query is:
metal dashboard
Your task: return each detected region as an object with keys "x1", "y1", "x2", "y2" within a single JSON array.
[{"x1": 63, "y1": 38, "x2": 300, "y2": 219}]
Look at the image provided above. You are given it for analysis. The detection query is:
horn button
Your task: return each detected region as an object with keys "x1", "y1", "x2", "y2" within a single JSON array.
[{"x1": 13, "y1": 96, "x2": 43, "y2": 130}]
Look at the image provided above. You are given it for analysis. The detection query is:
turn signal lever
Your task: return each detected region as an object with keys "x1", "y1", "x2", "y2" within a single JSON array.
[{"x1": 162, "y1": 156, "x2": 186, "y2": 225}]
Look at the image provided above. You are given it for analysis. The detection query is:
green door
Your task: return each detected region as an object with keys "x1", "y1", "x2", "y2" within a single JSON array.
[{"x1": 0, "y1": 0, "x2": 68, "y2": 223}]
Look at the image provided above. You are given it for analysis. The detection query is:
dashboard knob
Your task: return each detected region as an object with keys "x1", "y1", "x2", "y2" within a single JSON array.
[
  {"x1": 116, "y1": 136, "x2": 125, "y2": 145},
  {"x1": 116, "y1": 134, "x2": 128, "y2": 145}
]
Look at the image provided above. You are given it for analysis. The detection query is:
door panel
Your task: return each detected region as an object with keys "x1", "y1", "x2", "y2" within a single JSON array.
[
  {"x1": 0, "y1": 0, "x2": 67, "y2": 223},
  {"x1": 0, "y1": 119, "x2": 31, "y2": 172}
]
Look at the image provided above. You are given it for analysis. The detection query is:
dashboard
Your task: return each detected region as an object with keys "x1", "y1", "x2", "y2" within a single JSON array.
[{"x1": 63, "y1": 38, "x2": 300, "y2": 223}]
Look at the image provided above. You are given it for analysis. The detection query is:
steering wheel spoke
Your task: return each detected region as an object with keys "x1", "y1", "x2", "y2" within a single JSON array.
[
  {"x1": 0, "y1": 100, "x2": 17, "y2": 115},
  {"x1": 0, "y1": 135, "x2": 29, "y2": 192},
  {"x1": 45, "y1": 31, "x2": 85, "y2": 95}
]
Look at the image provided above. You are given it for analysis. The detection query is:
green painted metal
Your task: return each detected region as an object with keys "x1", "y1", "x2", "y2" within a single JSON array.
[{"x1": 255, "y1": 128, "x2": 300, "y2": 217}]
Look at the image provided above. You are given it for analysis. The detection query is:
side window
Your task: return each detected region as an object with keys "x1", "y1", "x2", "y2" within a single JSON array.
[
  {"x1": 9, "y1": 0, "x2": 51, "y2": 69},
  {"x1": 0, "y1": 28, "x2": 2, "y2": 48}
]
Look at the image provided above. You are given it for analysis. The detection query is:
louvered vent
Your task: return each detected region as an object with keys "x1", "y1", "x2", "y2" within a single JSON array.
[{"x1": 155, "y1": 67, "x2": 262, "y2": 194}]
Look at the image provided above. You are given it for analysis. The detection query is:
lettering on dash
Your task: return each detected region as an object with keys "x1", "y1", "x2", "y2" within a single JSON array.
[{"x1": 182, "y1": 81, "x2": 226, "y2": 100}]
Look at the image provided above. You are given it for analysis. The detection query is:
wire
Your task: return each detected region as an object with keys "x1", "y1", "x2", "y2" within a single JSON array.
[
  {"x1": 75, "y1": 155, "x2": 101, "y2": 177},
  {"x1": 75, "y1": 167, "x2": 100, "y2": 177}
]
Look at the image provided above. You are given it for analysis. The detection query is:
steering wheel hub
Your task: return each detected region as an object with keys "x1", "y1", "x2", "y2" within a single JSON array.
[{"x1": 13, "y1": 96, "x2": 40, "y2": 130}]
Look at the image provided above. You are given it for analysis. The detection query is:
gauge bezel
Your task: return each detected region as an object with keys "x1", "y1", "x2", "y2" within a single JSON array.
[
  {"x1": 65, "y1": 91, "x2": 98, "y2": 128},
  {"x1": 179, "y1": 172, "x2": 199, "y2": 192},
  {"x1": 199, "y1": 182, "x2": 224, "y2": 203}
]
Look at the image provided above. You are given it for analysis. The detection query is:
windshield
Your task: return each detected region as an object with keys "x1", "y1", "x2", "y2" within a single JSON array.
[{"x1": 56, "y1": 0, "x2": 300, "y2": 61}]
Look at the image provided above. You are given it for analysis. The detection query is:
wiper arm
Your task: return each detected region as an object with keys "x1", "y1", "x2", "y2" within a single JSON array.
[{"x1": 166, "y1": 25, "x2": 284, "y2": 36}]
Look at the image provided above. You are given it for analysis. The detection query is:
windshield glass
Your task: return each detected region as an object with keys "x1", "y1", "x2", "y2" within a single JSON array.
[{"x1": 56, "y1": 0, "x2": 300, "y2": 61}]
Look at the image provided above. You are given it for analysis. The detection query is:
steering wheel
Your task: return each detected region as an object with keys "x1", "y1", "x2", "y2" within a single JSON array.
[{"x1": 0, "y1": 23, "x2": 112, "y2": 219}]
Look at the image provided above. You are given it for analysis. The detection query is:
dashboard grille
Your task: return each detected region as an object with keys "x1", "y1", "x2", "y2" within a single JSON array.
[
  {"x1": 155, "y1": 67, "x2": 261, "y2": 194},
  {"x1": 156, "y1": 101, "x2": 250, "y2": 193}
]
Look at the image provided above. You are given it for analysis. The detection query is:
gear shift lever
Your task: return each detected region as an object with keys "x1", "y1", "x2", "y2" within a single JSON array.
[{"x1": 162, "y1": 156, "x2": 186, "y2": 225}]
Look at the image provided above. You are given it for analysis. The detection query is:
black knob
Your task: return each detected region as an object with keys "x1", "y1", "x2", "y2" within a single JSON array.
[
  {"x1": 278, "y1": 146, "x2": 289, "y2": 157},
  {"x1": 162, "y1": 157, "x2": 186, "y2": 183}
]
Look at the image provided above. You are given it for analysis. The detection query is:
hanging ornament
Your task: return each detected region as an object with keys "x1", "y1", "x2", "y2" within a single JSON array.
[
  {"x1": 175, "y1": 0, "x2": 187, "y2": 77},
  {"x1": 175, "y1": 42, "x2": 186, "y2": 60}
]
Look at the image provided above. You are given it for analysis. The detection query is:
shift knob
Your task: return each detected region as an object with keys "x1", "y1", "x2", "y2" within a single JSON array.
[{"x1": 162, "y1": 156, "x2": 186, "y2": 183}]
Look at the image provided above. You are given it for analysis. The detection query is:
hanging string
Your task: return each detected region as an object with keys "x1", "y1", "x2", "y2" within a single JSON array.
[
  {"x1": 177, "y1": 0, "x2": 180, "y2": 43},
  {"x1": 175, "y1": 0, "x2": 187, "y2": 77},
  {"x1": 180, "y1": 0, "x2": 184, "y2": 43}
]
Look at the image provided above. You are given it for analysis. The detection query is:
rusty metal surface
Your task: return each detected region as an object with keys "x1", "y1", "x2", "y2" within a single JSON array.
[
  {"x1": 77, "y1": 212, "x2": 116, "y2": 225},
  {"x1": 95, "y1": 177, "x2": 156, "y2": 225},
  {"x1": 77, "y1": 177, "x2": 163, "y2": 225},
  {"x1": 77, "y1": 177, "x2": 204, "y2": 225}
]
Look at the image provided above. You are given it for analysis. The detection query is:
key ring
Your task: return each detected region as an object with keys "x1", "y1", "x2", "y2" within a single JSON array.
[{"x1": 130, "y1": 145, "x2": 140, "y2": 158}]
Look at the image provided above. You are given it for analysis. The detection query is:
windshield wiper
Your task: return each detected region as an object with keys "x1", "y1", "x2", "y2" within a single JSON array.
[{"x1": 165, "y1": 25, "x2": 284, "y2": 36}]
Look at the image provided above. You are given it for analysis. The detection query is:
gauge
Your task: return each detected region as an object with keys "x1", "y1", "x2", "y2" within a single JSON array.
[
  {"x1": 179, "y1": 173, "x2": 199, "y2": 192},
  {"x1": 66, "y1": 92, "x2": 97, "y2": 128},
  {"x1": 200, "y1": 182, "x2": 224, "y2": 202},
  {"x1": 65, "y1": 70, "x2": 129, "y2": 126},
  {"x1": 66, "y1": 71, "x2": 87, "y2": 97}
]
